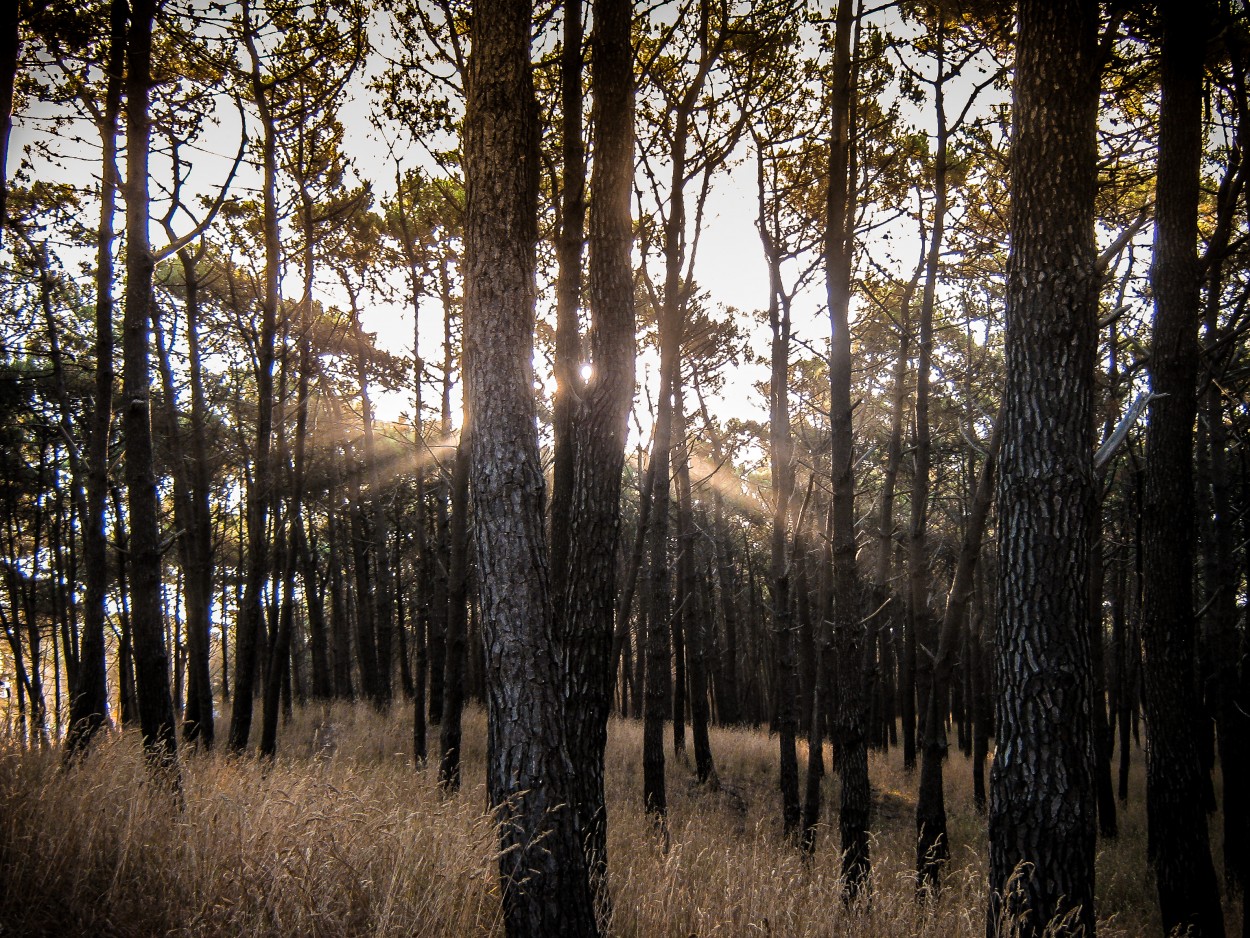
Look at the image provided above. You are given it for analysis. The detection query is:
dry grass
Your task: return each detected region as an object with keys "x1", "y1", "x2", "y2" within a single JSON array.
[{"x1": 0, "y1": 705, "x2": 1239, "y2": 936}]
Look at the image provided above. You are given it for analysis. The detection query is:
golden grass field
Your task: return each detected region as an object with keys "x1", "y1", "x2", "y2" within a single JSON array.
[{"x1": 0, "y1": 704, "x2": 1240, "y2": 936}]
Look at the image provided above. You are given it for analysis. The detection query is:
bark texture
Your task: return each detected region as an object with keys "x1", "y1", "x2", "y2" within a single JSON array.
[
  {"x1": 988, "y1": 2, "x2": 1099, "y2": 934},
  {"x1": 463, "y1": 2, "x2": 598, "y2": 933},
  {"x1": 562, "y1": 0, "x2": 635, "y2": 901}
]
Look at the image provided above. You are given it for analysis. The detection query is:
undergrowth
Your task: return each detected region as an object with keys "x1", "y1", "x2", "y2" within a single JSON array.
[{"x1": 0, "y1": 704, "x2": 1238, "y2": 936}]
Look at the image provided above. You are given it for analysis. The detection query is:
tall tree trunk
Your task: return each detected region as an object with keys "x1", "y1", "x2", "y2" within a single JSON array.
[
  {"x1": 66, "y1": 0, "x2": 127, "y2": 758},
  {"x1": 878, "y1": 255, "x2": 921, "y2": 769},
  {"x1": 438, "y1": 431, "x2": 470, "y2": 788},
  {"x1": 1199, "y1": 35, "x2": 1250, "y2": 896},
  {"x1": 987, "y1": 2, "x2": 1099, "y2": 934},
  {"x1": 560, "y1": 0, "x2": 635, "y2": 905},
  {"x1": 347, "y1": 444, "x2": 381, "y2": 702},
  {"x1": 825, "y1": 0, "x2": 869, "y2": 896},
  {"x1": 151, "y1": 268, "x2": 213, "y2": 749},
  {"x1": 916, "y1": 419, "x2": 1000, "y2": 891},
  {"x1": 123, "y1": 0, "x2": 179, "y2": 770},
  {"x1": 1140, "y1": 3, "x2": 1225, "y2": 934},
  {"x1": 350, "y1": 292, "x2": 395, "y2": 709},
  {"x1": 464, "y1": 2, "x2": 598, "y2": 933},
  {"x1": 230, "y1": 0, "x2": 281, "y2": 752},
  {"x1": 549, "y1": 0, "x2": 585, "y2": 612},
  {"x1": 908, "y1": 21, "x2": 948, "y2": 783},
  {"x1": 759, "y1": 138, "x2": 800, "y2": 841},
  {"x1": 674, "y1": 397, "x2": 712, "y2": 783}
]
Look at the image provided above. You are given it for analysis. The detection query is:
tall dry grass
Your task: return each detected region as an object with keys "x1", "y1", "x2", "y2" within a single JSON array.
[{"x1": 0, "y1": 705, "x2": 1238, "y2": 936}]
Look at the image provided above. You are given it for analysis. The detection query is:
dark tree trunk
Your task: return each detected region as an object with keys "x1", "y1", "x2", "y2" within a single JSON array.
[
  {"x1": 916, "y1": 419, "x2": 1000, "y2": 891},
  {"x1": 1199, "y1": 37, "x2": 1250, "y2": 896},
  {"x1": 675, "y1": 400, "x2": 712, "y2": 784},
  {"x1": 548, "y1": 0, "x2": 585, "y2": 614},
  {"x1": 712, "y1": 496, "x2": 742, "y2": 726},
  {"x1": 0, "y1": 0, "x2": 17, "y2": 247},
  {"x1": 760, "y1": 139, "x2": 800, "y2": 841},
  {"x1": 348, "y1": 447, "x2": 381, "y2": 702},
  {"x1": 1140, "y1": 3, "x2": 1226, "y2": 935},
  {"x1": 801, "y1": 527, "x2": 831, "y2": 855},
  {"x1": 876, "y1": 255, "x2": 921, "y2": 766},
  {"x1": 327, "y1": 505, "x2": 354, "y2": 699},
  {"x1": 643, "y1": 368, "x2": 674, "y2": 822},
  {"x1": 66, "y1": 0, "x2": 126, "y2": 758},
  {"x1": 439, "y1": 432, "x2": 470, "y2": 788},
  {"x1": 908, "y1": 20, "x2": 948, "y2": 783},
  {"x1": 229, "y1": 0, "x2": 281, "y2": 752},
  {"x1": 560, "y1": 0, "x2": 635, "y2": 904},
  {"x1": 987, "y1": 2, "x2": 1099, "y2": 934},
  {"x1": 464, "y1": 2, "x2": 598, "y2": 933},
  {"x1": 824, "y1": 0, "x2": 870, "y2": 897},
  {"x1": 151, "y1": 264, "x2": 213, "y2": 749},
  {"x1": 123, "y1": 0, "x2": 179, "y2": 771}
]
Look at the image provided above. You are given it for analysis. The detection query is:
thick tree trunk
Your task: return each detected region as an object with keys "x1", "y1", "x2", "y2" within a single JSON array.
[
  {"x1": 987, "y1": 3, "x2": 1099, "y2": 934},
  {"x1": 464, "y1": 2, "x2": 598, "y2": 933},
  {"x1": 1140, "y1": 3, "x2": 1225, "y2": 935}
]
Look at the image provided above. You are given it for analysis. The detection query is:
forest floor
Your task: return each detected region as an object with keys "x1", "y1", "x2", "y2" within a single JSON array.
[{"x1": 0, "y1": 703, "x2": 1240, "y2": 937}]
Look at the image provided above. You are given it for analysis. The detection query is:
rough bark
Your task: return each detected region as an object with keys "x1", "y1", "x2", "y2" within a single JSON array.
[
  {"x1": 561, "y1": 0, "x2": 635, "y2": 902},
  {"x1": 464, "y1": 2, "x2": 598, "y2": 933},
  {"x1": 987, "y1": 2, "x2": 1099, "y2": 934}
]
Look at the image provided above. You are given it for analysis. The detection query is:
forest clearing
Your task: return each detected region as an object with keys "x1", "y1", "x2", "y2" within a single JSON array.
[{"x1": 1, "y1": 703, "x2": 1225, "y2": 937}]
